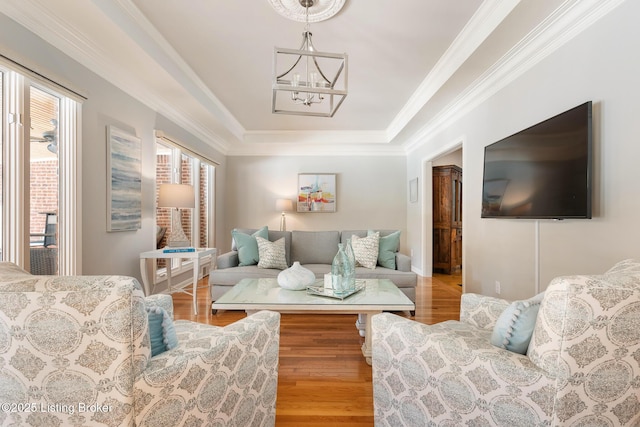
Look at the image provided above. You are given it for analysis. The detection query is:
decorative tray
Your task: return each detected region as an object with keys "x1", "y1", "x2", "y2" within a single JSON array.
[{"x1": 306, "y1": 280, "x2": 366, "y2": 300}]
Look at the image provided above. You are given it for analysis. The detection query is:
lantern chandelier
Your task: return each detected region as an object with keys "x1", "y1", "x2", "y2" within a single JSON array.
[{"x1": 271, "y1": 0, "x2": 348, "y2": 117}]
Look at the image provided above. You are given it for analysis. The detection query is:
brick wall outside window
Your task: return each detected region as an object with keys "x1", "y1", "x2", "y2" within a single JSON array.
[
  {"x1": 30, "y1": 160, "x2": 58, "y2": 241},
  {"x1": 199, "y1": 164, "x2": 208, "y2": 247}
]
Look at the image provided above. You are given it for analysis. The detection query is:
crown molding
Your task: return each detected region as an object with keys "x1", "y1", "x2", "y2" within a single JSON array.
[
  {"x1": 235, "y1": 130, "x2": 400, "y2": 156},
  {"x1": 227, "y1": 141, "x2": 407, "y2": 157},
  {"x1": 0, "y1": 0, "x2": 236, "y2": 155},
  {"x1": 244, "y1": 129, "x2": 389, "y2": 145},
  {"x1": 109, "y1": 0, "x2": 246, "y2": 142},
  {"x1": 2, "y1": 0, "x2": 506, "y2": 155},
  {"x1": 1, "y1": 0, "x2": 625, "y2": 158},
  {"x1": 386, "y1": 0, "x2": 521, "y2": 142},
  {"x1": 402, "y1": 0, "x2": 626, "y2": 154}
]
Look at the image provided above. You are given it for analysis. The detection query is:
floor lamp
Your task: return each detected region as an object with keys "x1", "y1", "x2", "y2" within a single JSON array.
[
  {"x1": 158, "y1": 183, "x2": 195, "y2": 247},
  {"x1": 276, "y1": 198, "x2": 294, "y2": 231}
]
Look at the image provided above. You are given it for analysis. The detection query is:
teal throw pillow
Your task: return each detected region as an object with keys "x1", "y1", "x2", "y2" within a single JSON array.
[
  {"x1": 232, "y1": 226, "x2": 268, "y2": 266},
  {"x1": 490, "y1": 292, "x2": 545, "y2": 354},
  {"x1": 369, "y1": 230, "x2": 400, "y2": 269},
  {"x1": 147, "y1": 306, "x2": 178, "y2": 357}
]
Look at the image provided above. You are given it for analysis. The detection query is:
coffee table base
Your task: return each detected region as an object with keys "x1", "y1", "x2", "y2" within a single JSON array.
[{"x1": 246, "y1": 309, "x2": 378, "y2": 365}]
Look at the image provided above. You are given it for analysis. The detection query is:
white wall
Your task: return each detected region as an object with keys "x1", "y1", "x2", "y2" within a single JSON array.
[
  {"x1": 221, "y1": 155, "x2": 408, "y2": 254},
  {"x1": 406, "y1": 0, "x2": 640, "y2": 300},
  {"x1": 0, "y1": 14, "x2": 227, "y2": 282}
]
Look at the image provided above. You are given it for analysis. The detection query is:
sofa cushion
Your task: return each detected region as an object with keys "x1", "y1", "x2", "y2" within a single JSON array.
[
  {"x1": 146, "y1": 306, "x2": 179, "y2": 357},
  {"x1": 490, "y1": 292, "x2": 544, "y2": 354},
  {"x1": 341, "y1": 230, "x2": 367, "y2": 242},
  {"x1": 301, "y1": 264, "x2": 332, "y2": 277},
  {"x1": 291, "y1": 231, "x2": 340, "y2": 265},
  {"x1": 256, "y1": 236, "x2": 288, "y2": 270},
  {"x1": 352, "y1": 232, "x2": 380, "y2": 269},
  {"x1": 232, "y1": 226, "x2": 268, "y2": 266},
  {"x1": 211, "y1": 265, "x2": 281, "y2": 287},
  {"x1": 371, "y1": 230, "x2": 400, "y2": 269}
]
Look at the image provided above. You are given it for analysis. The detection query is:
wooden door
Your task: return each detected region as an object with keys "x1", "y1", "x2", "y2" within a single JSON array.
[{"x1": 433, "y1": 165, "x2": 462, "y2": 274}]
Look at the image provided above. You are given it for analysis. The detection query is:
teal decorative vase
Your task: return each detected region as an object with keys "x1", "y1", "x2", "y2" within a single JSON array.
[
  {"x1": 331, "y1": 243, "x2": 349, "y2": 295},
  {"x1": 344, "y1": 238, "x2": 356, "y2": 291}
]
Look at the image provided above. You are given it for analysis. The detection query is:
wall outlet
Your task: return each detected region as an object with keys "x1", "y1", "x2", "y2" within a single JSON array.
[{"x1": 495, "y1": 280, "x2": 501, "y2": 295}]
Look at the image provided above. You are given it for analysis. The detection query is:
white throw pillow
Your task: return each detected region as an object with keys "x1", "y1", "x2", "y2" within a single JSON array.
[
  {"x1": 351, "y1": 232, "x2": 380, "y2": 269},
  {"x1": 256, "y1": 236, "x2": 288, "y2": 270}
]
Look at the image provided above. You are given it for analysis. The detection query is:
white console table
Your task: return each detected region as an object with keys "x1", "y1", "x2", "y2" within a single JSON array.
[{"x1": 139, "y1": 247, "x2": 216, "y2": 314}]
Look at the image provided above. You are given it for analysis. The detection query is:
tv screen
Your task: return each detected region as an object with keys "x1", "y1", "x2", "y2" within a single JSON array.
[{"x1": 481, "y1": 101, "x2": 592, "y2": 219}]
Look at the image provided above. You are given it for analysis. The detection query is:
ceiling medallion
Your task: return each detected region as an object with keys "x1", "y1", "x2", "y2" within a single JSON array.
[{"x1": 268, "y1": 0, "x2": 346, "y2": 23}]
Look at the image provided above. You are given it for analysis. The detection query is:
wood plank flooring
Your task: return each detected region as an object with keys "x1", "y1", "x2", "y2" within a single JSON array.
[{"x1": 171, "y1": 273, "x2": 462, "y2": 426}]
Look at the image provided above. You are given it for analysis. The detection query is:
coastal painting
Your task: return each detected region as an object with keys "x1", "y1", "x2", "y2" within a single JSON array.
[
  {"x1": 107, "y1": 125, "x2": 141, "y2": 231},
  {"x1": 297, "y1": 173, "x2": 336, "y2": 212}
]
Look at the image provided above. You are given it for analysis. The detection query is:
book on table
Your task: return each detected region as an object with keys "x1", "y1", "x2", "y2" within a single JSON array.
[{"x1": 162, "y1": 247, "x2": 196, "y2": 253}]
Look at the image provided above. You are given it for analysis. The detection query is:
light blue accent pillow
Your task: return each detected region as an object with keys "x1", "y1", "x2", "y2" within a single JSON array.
[
  {"x1": 232, "y1": 226, "x2": 268, "y2": 266},
  {"x1": 490, "y1": 292, "x2": 545, "y2": 354},
  {"x1": 369, "y1": 230, "x2": 400, "y2": 269},
  {"x1": 147, "y1": 306, "x2": 178, "y2": 357}
]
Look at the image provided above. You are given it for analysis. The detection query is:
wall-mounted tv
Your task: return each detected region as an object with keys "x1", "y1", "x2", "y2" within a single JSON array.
[{"x1": 481, "y1": 101, "x2": 592, "y2": 219}]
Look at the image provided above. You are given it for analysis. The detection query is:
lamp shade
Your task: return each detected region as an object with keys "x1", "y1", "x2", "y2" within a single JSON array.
[
  {"x1": 276, "y1": 198, "x2": 293, "y2": 212},
  {"x1": 158, "y1": 184, "x2": 195, "y2": 208}
]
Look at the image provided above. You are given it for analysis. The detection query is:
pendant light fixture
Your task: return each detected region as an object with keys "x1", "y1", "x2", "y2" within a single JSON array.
[{"x1": 271, "y1": 0, "x2": 347, "y2": 117}]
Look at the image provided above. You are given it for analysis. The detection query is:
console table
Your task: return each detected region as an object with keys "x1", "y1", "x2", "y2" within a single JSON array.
[{"x1": 139, "y1": 247, "x2": 216, "y2": 314}]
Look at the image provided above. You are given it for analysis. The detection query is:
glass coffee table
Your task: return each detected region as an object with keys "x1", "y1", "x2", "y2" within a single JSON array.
[{"x1": 211, "y1": 278, "x2": 414, "y2": 364}]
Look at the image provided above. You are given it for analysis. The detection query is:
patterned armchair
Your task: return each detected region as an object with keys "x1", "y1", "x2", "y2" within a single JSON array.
[
  {"x1": 372, "y1": 259, "x2": 640, "y2": 426},
  {"x1": 0, "y1": 262, "x2": 280, "y2": 426}
]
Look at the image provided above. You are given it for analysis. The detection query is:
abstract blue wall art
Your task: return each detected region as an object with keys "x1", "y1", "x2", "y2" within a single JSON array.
[{"x1": 107, "y1": 125, "x2": 142, "y2": 231}]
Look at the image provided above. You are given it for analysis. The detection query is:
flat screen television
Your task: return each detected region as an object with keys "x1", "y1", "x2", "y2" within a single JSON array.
[{"x1": 481, "y1": 101, "x2": 592, "y2": 219}]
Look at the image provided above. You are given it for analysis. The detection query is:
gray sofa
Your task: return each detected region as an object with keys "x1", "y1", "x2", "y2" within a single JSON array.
[{"x1": 210, "y1": 228, "x2": 417, "y2": 305}]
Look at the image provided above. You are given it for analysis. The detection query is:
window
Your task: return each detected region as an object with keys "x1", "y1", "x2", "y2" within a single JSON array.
[
  {"x1": 29, "y1": 86, "x2": 60, "y2": 275},
  {"x1": 154, "y1": 136, "x2": 215, "y2": 278},
  {"x1": 1, "y1": 64, "x2": 81, "y2": 274}
]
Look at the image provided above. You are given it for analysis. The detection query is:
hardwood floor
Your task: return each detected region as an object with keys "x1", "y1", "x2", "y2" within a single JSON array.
[{"x1": 171, "y1": 273, "x2": 462, "y2": 426}]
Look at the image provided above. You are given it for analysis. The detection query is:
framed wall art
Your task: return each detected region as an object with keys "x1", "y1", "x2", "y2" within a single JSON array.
[
  {"x1": 107, "y1": 125, "x2": 142, "y2": 231},
  {"x1": 297, "y1": 173, "x2": 336, "y2": 212}
]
